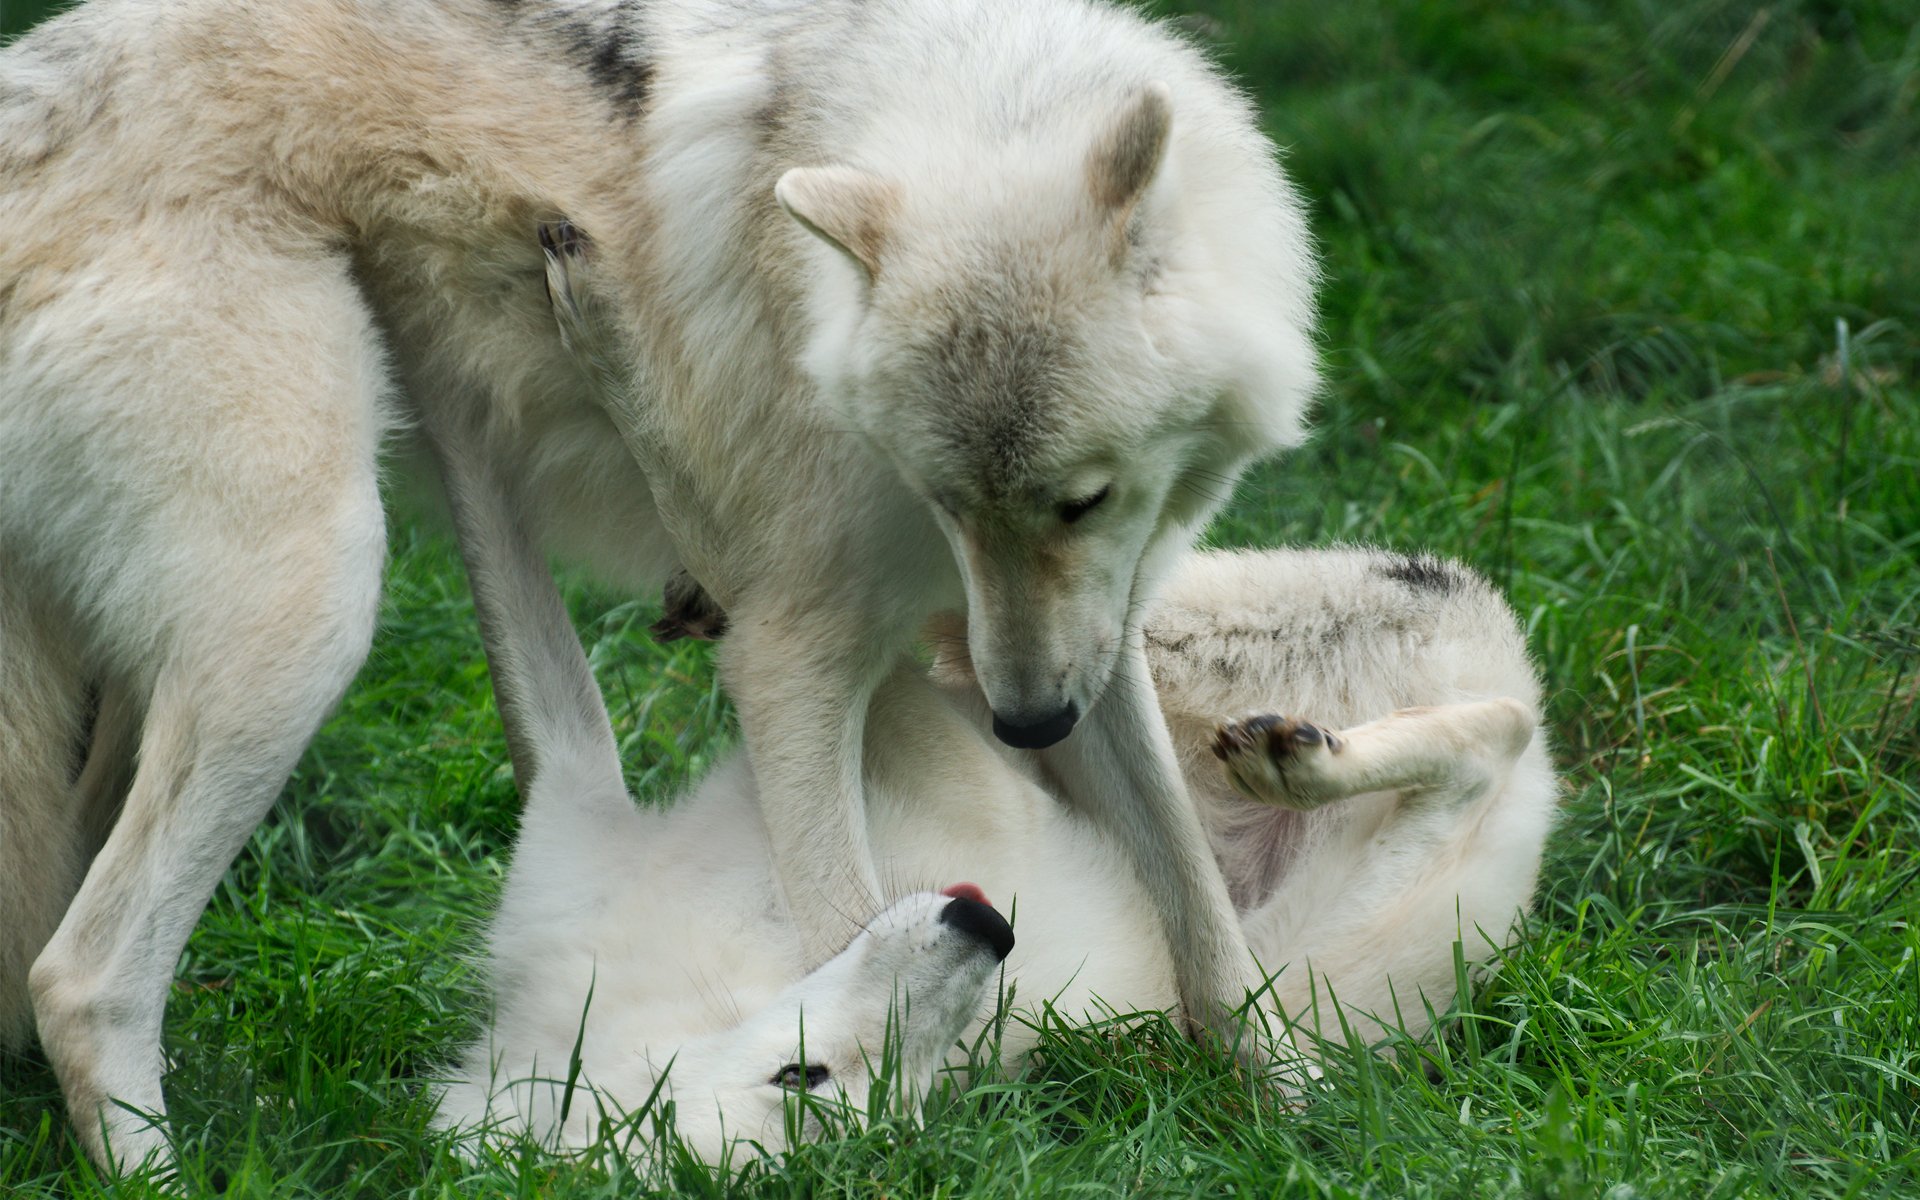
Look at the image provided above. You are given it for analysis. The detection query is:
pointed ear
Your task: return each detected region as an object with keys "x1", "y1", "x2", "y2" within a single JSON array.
[
  {"x1": 776, "y1": 166, "x2": 898, "y2": 282},
  {"x1": 1087, "y1": 82, "x2": 1172, "y2": 261}
]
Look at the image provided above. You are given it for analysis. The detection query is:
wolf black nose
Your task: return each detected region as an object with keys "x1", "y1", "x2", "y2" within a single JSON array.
[
  {"x1": 990, "y1": 704, "x2": 1080, "y2": 749},
  {"x1": 939, "y1": 896, "x2": 1015, "y2": 961}
]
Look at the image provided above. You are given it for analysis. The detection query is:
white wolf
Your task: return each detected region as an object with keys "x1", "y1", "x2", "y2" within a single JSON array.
[
  {"x1": 426, "y1": 417, "x2": 1554, "y2": 1163},
  {"x1": 0, "y1": 0, "x2": 1318, "y2": 1165}
]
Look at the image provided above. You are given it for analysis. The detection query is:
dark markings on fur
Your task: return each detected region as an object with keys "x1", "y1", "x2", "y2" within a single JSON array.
[
  {"x1": 573, "y1": 17, "x2": 653, "y2": 116},
  {"x1": 1379, "y1": 553, "x2": 1459, "y2": 595},
  {"x1": 753, "y1": 80, "x2": 793, "y2": 141},
  {"x1": 492, "y1": 2, "x2": 653, "y2": 119},
  {"x1": 753, "y1": 45, "x2": 798, "y2": 146},
  {"x1": 1144, "y1": 629, "x2": 1195, "y2": 655},
  {"x1": 18, "y1": 17, "x2": 90, "y2": 65}
]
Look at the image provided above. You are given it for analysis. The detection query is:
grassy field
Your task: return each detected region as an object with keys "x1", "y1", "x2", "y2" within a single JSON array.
[{"x1": 4, "y1": 0, "x2": 1919, "y2": 1195}]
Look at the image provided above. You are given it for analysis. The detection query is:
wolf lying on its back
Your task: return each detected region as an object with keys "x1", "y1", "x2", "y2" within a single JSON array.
[
  {"x1": 1, "y1": 0, "x2": 1316, "y2": 1165},
  {"x1": 430, "y1": 426, "x2": 1554, "y2": 1161}
]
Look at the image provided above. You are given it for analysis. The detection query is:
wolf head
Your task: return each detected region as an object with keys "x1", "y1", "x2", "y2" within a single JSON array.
[
  {"x1": 652, "y1": 890, "x2": 1009, "y2": 1161},
  {"x1": 780, "y1": 83, "x2": 1318, "y2": 747}
]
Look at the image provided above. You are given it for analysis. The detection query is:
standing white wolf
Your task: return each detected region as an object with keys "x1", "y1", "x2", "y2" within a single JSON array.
[{"x1": 0, "y1": 0, "x2": 1317, "y2": 1166}]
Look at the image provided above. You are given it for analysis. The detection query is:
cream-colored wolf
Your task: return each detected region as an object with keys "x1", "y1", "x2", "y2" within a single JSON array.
[{"x1": 0, "y1": 0, "x2": 1316, "y2": 1167}]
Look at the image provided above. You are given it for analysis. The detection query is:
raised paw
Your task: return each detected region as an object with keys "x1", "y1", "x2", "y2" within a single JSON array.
[{"x1": 1212, "y1": 714, "x2": 1342, "y2": 810}]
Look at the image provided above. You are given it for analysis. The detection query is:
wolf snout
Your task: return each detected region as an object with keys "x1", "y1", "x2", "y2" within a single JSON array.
[
  {"x1": 990, "y1": 703, "x2": 1080, "y2": 750},
  {"x1": 938, "y1": 895, "x2": 1015, "y2": 961}
]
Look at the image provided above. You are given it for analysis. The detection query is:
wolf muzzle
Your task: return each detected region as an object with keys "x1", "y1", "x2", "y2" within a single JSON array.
[
  {"x1": 938, "y1": 895, "x2": 1016, "y2": 961},
  {"x1": 990, "y1": 704, "x2": 1081, "y2": 750}
]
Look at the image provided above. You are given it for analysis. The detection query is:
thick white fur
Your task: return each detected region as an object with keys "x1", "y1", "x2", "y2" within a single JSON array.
[
  {"x1": 1, "y1": 0, "x2": 1319, "y2": 1165},
  {"x1": 434, "y1": 513, "x2": 1556, "y2": 1163}
]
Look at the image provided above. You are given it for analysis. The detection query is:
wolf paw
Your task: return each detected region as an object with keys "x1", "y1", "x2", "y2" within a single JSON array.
[
  {"x1": 649, "y1": 569, "x2": 729, "y2": 643},
  {"x1": 1212, "y1": 714, "x2": 1342, "y2": 810}
]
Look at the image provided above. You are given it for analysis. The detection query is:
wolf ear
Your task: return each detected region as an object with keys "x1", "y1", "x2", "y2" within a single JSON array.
[
  {"x1": 1087, "y1": 82, "x2": 1172, "y2": 262},
  {"x1": 776, "y1": 166, "x2": 898, "y2": 283}
]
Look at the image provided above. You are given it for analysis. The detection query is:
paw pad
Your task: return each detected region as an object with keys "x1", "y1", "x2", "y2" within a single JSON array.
[{"x1": 1213, "y1": 715, "x2": 1337, "y2": 761}]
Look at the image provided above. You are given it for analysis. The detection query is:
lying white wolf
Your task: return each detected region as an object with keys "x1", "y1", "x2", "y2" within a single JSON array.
[
  {"x1": 429, "y1": 430, "x2": 1554, "y2": 1162},
  {"x1": 2, "y1": 0, "x2": 1315, "y2": 1163}
]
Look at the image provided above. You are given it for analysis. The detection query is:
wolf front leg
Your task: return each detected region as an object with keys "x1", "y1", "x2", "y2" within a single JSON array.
[
  {"x1": 1039, "y1": 637, "x2": 1284, "y2": 1070},
  {"x1": 718, "y1": 603, "x2": 899, "y2": 963}
]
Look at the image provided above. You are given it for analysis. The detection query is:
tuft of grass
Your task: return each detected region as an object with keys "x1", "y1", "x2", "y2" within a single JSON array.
[{"x1": 5, "y1": 0, "x2": 1919, "y2": 1195}]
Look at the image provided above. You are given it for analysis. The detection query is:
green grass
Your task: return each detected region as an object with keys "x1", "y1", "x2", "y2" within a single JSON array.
[{"x1": 5, "y1": 0, "x2": 1919, "y2": 1195}]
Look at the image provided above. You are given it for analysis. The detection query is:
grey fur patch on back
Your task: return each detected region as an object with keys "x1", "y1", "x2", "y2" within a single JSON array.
[
  {"x1": 1377, "y1": 553, "x2": 1460, "y2": 595},
  {"x1": 492, "y1": 1, "x2": 653, "y2": 119}
]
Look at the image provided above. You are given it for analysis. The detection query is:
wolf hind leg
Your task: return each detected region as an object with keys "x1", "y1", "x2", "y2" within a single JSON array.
[
  {"x1": 0, "y1": 583, "x2": 92, "y2": 1049},
  {"x1": 29, "y1": 529, "x2": 383, "y2": 1171},
  {"x1": 18, "y1": 235, "x2": 391, "y2": 1171},
  {"x1": 1213, "y1": 699, "x2": 1537, "y2": 814},
  {"x1": 1229, "y1": 700, "x2": 1552, "y2": 1048}
]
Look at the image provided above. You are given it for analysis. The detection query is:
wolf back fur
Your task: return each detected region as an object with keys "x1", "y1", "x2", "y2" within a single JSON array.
[{"x1": 1, "y1": 0, "x2": 1317, "y2": 1166}]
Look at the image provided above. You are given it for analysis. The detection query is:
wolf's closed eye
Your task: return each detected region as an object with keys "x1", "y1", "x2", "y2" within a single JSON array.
[
  {"x1": 772, "y1": 1062, "x2": 831, "y2": 1089},
  {"x1": 1060, "y1": 485, "x2": 1111, "y2": 523}
]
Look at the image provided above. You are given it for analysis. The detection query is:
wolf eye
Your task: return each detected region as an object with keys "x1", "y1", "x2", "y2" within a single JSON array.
[
  {"x1": 1059, "y1": 485, "x2": 1111, "y2": 524},
  {"x1": 773, "y1": 1062, "x2": 831, "y2": 1090}
]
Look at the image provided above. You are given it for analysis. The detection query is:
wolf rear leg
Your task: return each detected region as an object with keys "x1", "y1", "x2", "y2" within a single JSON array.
[
  {"x1": 32, "y1": 588, "x2": 381, "y2": 1170},
  {"x1": 19, "y1": 239, "x2": 388, "y2": 1173},
  {"x1": 1222, "y1": 700, "x2": 1551, "y2": 1048},
  {"x1": 1213, "y1": 699, "x2": 1538, "y2": 814},
  {"x1": 0, "y1": 584, "x2": 92, "y2": 1050},
  {"x1": 30, "y1": 515, "x2": 384, "y2": 1177}
]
